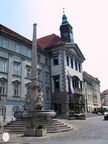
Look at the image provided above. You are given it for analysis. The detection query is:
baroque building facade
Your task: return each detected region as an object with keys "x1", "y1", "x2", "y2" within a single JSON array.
[
  {"x1": 0, "y1": 13, "x2": 85, "y2": 122},
  {"x1": 0, "y1": 24, "x2": 51, "y2": 122},
  {"x1": 83, "y1": 71, "x2": 101, "y2": 112},
  {"x1": 37, "y1": 13, "x2": 85, "y2": 114}
]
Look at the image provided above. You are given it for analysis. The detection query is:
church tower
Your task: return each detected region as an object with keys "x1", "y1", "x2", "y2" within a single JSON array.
[{"x1": 60, "y1": 10, "x2": 74, "y2": 43}]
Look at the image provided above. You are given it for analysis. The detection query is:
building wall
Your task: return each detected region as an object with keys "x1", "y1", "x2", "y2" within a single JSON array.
[
  {"x1": 0, "y1": 35, "x2": 51, "y2": 122},
  {"x1": 83, "y1": 72, "x2": 101, "y2": 112},
  {"x1": 50, "y1": 44, "x2": 84, "y2": 114}
]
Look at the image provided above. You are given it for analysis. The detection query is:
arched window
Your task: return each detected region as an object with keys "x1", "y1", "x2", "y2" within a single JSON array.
[
  {"x1": 0, "y1": 77, "x2": 7, "y2": 95},
  {"x1": 12, "y1": 106, "x2": 20, "y2": 116},
  {"x1": 12, "y1": 80, "x2": 21, "y2": 96}
]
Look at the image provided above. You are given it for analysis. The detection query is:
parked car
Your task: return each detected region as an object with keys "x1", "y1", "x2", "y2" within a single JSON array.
[{"x1": 104, "y1": 109, "x2": 108, "y2": 120}]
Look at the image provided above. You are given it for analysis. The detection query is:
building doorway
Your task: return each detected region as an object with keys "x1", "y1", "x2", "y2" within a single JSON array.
[
  {"x1": 0, "y1": 105, "x2": 6, "y2": 122},
  {"x1": 53, "y1": 98, "x2": 61, "y2": 115}
]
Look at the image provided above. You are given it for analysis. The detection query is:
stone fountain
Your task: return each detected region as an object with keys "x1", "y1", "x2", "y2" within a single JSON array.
[
  {"x1": 14, "y1": 23, "x2": 56, "y2": 120},
  {"x1": 4, "y1": 24, "x2": 73, "y2": 133}
]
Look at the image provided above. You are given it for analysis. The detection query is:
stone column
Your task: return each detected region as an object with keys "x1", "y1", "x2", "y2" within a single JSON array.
[{"x1": 29, "y1": 23, "x2": 38, "y2": 110}]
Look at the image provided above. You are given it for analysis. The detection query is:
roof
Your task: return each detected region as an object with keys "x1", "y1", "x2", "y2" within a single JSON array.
[
  {"x1": 37, "y1": 34, "x2": 65, "y2": 49},
  {"x1": 83, "y1": 71, "x2": 100, "y2": 84},
  {"x1": 101, "y1": 89, "x2": 108, "y2": 95},
  {"x1": 0, "y1": 24, "x2": 46, "y2": 52},
  {"x1": 0, "y1": 24, "x2": 31, "y2": 44}
]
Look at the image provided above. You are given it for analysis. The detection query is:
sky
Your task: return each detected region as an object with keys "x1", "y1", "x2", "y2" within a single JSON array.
[{"x1": 0, "y1": 0, "x2": 108, "y2": 92}]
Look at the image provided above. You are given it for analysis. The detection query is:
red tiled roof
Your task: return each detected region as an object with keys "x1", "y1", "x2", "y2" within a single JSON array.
[
  {"x1": 0, "y1": 24, "x2": 65, "y2": 50},
  {"x1": 37, "y1": 34, "x2": 65, "y2": 49},
  {"x1": 83, "y1": 71, "x2": 100, "y2": 83},
  {"x1": 101, "y1": 89, "x2": 108, "y2": 95},
  {"x1": 0, "y1": 24, "x2": 31, "y2": 44}
]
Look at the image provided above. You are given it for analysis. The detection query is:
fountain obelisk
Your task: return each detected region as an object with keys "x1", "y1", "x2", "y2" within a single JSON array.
[{"x1": 29, "y1": 23, "x2": 40, "y2": 110}]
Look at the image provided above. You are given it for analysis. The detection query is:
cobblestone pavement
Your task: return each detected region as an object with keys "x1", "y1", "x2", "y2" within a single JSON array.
[{"x1": 0, "y1": 115, "x2": 108, "y2": 144}]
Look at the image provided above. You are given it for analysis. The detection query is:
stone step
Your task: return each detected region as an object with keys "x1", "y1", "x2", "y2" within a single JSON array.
[
  {"x1": 4, "y1": 126, "x2": 73, "y2": 134},
  {"x1": 4, "y1": 124, "x2": 71, "y2": 130},
  {"x1": 5, "y1": 120, "x2": 64, "y2": 126},
  {"x1": 4, "y1": 119, "x2": 73, "y2": 133}
]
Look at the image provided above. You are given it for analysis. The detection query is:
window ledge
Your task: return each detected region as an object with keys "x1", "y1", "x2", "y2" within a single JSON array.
[
  {"x1": 12, "y1": 74, "x2": 21, "y2": 77},
  {"x1": 0, "y1": 71, "x2": 8, "y2": 74}
]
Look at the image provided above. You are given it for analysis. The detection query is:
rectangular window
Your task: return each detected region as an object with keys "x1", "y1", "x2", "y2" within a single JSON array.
[
  {"x1": 38, "y1": 71, "x2": 41, "y2": 81},
  {"x1": 79, "y1": 63, "x2": 81, "y2": 72},
  {"x1": 15, "y1": 44, "x2": 21, "y2": 53},
  {"x1": 45, "y1": 73, "x2": 49, "y2": 83},
  {"x1": 27, "y1": 49, "x2": 31, "y2": 58},
  {"x1": 14, "y1": 85, "x2": 19, "y2": 96},
  {"x1": 38, "y1": 55, "x2": 41, "y2": 62},
  {"x1": 45, "y1": 58, "x2": 48, "y2": 65},
  {"x1": 71, "y1": 58, "x2": 73, "y2": 68},
  {"x1": 2, "y1": 39, "x2": 9, "y2": 49},
  {"x1": 66, "y1": 56, "x2": 69, "y2": 66},
  {"x1": 54, "y1": 78, "x2": 59, "y2": 89},
  {"x1": 27, "y1": 87, "x2": 30, "y2": 95},
  {"x1": 13, "y1": 63, "x2": 20, "y2": 75},
  {"x1": 27, "y1": 68, "x2": 31, "y2": 78},
  {"x1": 0, "y1": 107, "x2": 5, "y2": 116},
  {"x1": 46, "y1": 89, "x2": 50, "y2": 100},
  {"x1": 0, "y1": 82, "x2": 6, "y2": 94},
  {"x1": 53, "y1": 55, "x2": 58, "y2": 65},
  {"x1": 0, "y1": 60, "x2": 7, "y2": 72},
  {"x1": 75, "y1": 61, "x2": 78, "y2": 71}
]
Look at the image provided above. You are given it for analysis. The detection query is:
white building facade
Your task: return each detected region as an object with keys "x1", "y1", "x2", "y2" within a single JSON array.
[
  {"x1": 0, "y1": 13, "x2": 86, "y2": 121},
  {"x1": 83, "y1": 71, "x2": 101, "y2": 112},
  {"x1": 0, "y1": 24, "x2": 51, "y2": 122}
]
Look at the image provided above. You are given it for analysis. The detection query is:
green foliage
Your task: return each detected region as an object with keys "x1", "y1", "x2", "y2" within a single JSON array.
[
  {"x1": 98, "y1": 109, "x2": 104, "y2": 114},
  {"x1": 37, "y1": 124, "x2": 44, "y2": 129},
  {"x1": 30, "y1": 120, "x2": 36, "y2": 128},
  {"x1": 29, "y1": 110, "x2": 37, "y2": 128},
  {"x1": 69, "y1": 110, "x2": 75, "y2": 115},
  {"x1": 74, "y1": 105, "x2": 80, "y2": 114}
]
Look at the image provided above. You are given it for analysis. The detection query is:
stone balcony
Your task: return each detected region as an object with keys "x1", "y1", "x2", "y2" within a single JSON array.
[{"x1": 74, "y1": 88, "x2": 83, "y2": 94}]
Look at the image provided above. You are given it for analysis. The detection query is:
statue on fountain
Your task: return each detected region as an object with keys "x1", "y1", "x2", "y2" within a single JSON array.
[
  {"x1": 22, "y1": 94, "x2": 30, "y2": 110},
  {"x1": 34, "y1": 92, "x2": 44, "y2": 110},
  {"x1": 23, "y1": 92, "x2": 44, "y2": 110}
]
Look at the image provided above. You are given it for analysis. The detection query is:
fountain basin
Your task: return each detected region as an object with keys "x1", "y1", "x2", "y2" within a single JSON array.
[{"x1": 14, "y1": 110, "x2": 56, "y2": 119}]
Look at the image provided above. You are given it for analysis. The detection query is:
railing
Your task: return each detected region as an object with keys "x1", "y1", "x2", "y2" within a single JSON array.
[{"x1": 74, "y1": 88, "x2": 83, "y2": 94}]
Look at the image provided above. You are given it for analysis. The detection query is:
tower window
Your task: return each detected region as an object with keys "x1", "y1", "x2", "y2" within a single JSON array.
[{"x1": 53, "y1": 55, "x2": 59, "y2": 65}]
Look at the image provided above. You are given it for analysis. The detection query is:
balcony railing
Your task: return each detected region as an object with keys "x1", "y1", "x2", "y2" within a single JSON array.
[{"x1": 74, "y1": 88, "x2": 83, "y2": 94}]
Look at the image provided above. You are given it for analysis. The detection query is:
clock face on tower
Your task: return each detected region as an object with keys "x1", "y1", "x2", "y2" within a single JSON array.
[{"x1": 64, "y1": 33, "x2": 68, "y2": 37}]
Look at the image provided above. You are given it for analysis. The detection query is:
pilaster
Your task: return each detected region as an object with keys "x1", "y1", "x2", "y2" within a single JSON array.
[
  {"x1": 7, "y1": 54, "x2": 13, "y2": 99},
  {"x1": 21, "y1": 58, "x2": 25, "y2": 100}
]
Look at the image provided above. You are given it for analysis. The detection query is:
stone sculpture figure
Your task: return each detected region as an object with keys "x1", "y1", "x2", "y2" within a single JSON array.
[
  {"x1": 34, "y1": 92, "x2": 44, "y2": 110},
  {"x1": 22, "y1": 94, "x2": 31, "y2": 110}
]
